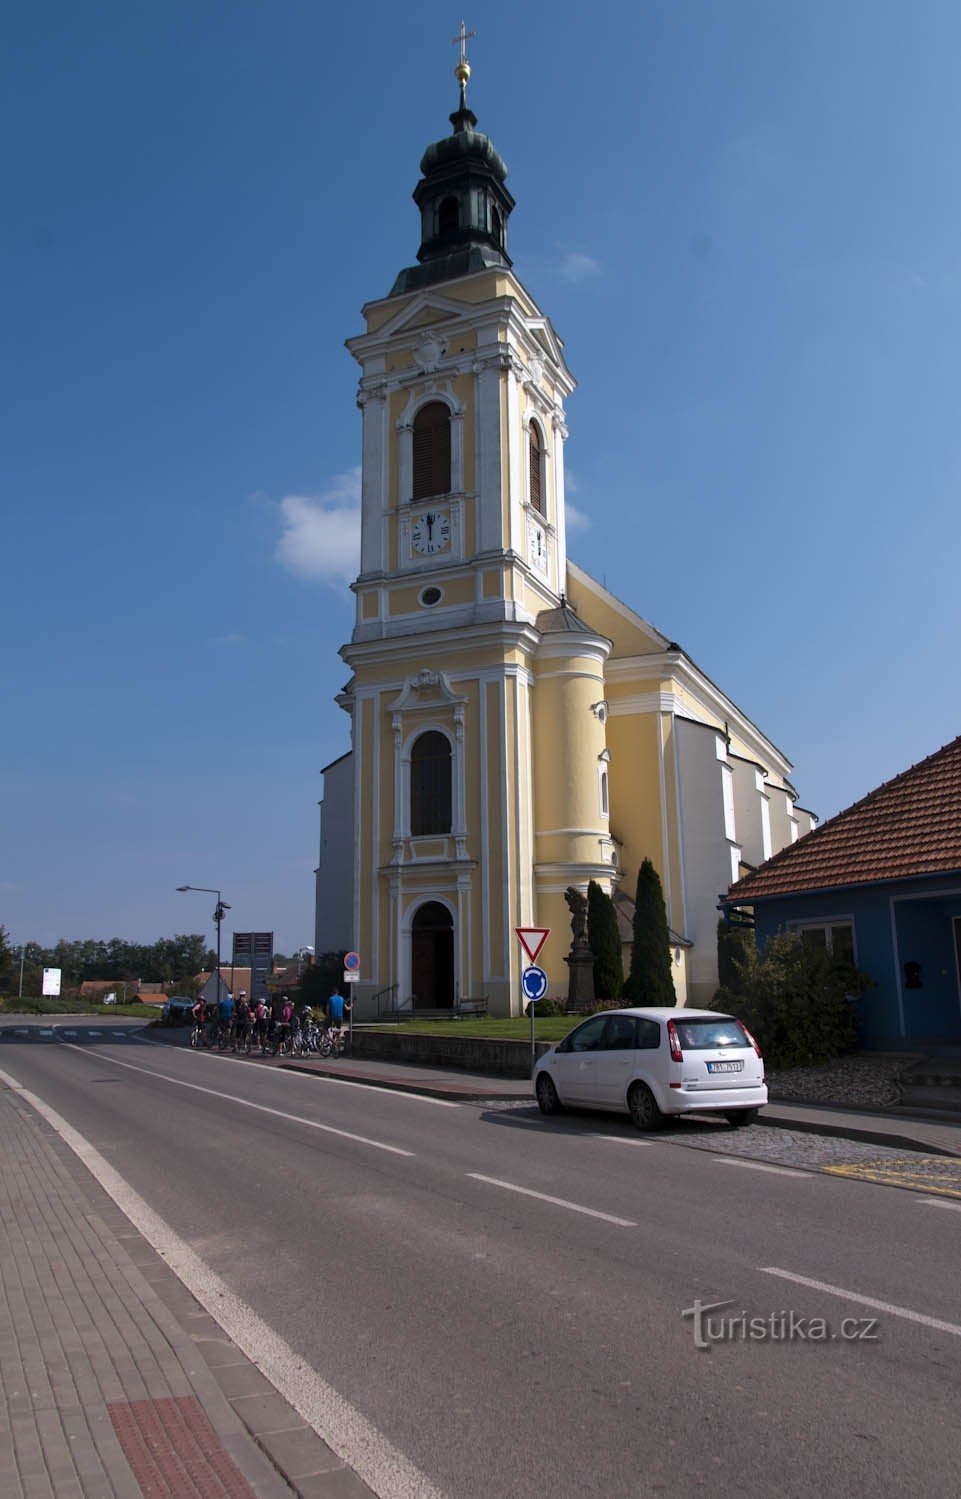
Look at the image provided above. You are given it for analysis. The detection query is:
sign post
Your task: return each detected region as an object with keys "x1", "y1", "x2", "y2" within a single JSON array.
[
  {"x1": 521, "y1": 964, "x2": 549, "y2": 1072},
  {"x1": 41, "y1": 968, "x2": 61, "y2": 1000},
  {"x1": 343, "y1": 953, "x2": 361, "y2": 1054}
]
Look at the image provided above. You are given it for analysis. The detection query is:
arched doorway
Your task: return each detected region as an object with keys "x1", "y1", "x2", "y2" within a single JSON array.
[{"x1": 411, "y1": 901, "x2": 454, "y2": 1010}]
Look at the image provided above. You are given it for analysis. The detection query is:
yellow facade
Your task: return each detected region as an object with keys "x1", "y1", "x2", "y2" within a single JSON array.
[{"x1": 318, "y1": 90, "x2": 809, "y2": 1017}]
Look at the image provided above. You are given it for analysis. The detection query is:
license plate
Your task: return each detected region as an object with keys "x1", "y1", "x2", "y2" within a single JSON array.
[{"x1": 707, "y1": 1060, "x2": 743, "y2": 1074}]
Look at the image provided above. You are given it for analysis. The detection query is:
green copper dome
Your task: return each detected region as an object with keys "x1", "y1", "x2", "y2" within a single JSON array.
[{"x1": 389, "y1": 86, "x2": 515, "y2": 297}]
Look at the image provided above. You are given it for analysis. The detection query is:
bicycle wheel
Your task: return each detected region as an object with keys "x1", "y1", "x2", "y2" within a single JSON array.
[{"x1": 318, "y1": 1032, "x2": 333, "y2": 1058}]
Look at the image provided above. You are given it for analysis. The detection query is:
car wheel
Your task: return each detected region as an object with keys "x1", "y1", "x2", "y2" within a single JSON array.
[
  {"x1": 628, "y1": 1082, "x2": 664, "y2": 1132},
  {"x1": 535, "y1": 1073, "x2": 563, "y2": 1116},
  {"x1": 724, "y1": 1108, "x2": 759, "y2": 1128}
]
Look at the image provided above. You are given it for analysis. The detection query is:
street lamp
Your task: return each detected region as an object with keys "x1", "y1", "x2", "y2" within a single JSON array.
[{"x1": 176, "y1": 885, "x2": 231, "y2": 1002}]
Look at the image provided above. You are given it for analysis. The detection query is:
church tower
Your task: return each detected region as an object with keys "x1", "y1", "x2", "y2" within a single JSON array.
[{"x1": 338, "y1": 43, "x2": 616, "y2": 1016}]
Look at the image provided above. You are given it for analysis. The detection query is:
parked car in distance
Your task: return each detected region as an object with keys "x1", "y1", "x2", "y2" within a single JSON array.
[
  {"x1": 161, "y1": 996, "x2": 196, "y2": 1025},
  {"x1": 533, "y1": 1007, "x2": 766, "y2": 1131}
]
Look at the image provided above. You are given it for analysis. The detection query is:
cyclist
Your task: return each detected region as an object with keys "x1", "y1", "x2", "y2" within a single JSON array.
[
  {"x1": 326, "y1": 987, "x2": 346, "y2": 1053},
  {"x1": 217, "y1": 987, "x2": 234, "y2": 1048},
  {"x1": 234, "y1": 991, "x2": 250, "y2": 1052},
  {"x1": 190, "y1": 997, "x2": 207, "y2": 1045},
  {"x1": 253, "y1": 997, "x2": 269, "y2": 1052},
  {"x1": 270, "y1": 995, "x2": 292, "y2": 1054}
]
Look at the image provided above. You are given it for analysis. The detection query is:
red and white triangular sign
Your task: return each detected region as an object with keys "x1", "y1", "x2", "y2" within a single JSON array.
[{"x1": 515, "y1": 927, "x2": 550, "y2": 965}]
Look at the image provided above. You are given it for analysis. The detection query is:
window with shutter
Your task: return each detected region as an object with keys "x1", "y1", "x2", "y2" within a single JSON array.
[
  {"x1": 412, "y1": 402, "x2": 452, "y2": 500},
  {"x1": 529, "y1": 422, "x2": 544, "y2": 513},
  {"x1": 410, "y1": 731, "x2": 452, "y2": 835}
]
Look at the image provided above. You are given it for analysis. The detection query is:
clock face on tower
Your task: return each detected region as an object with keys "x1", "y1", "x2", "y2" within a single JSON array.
[
  {"x1": 528, "y1": 518, "x2": 548, "y2": 573},
  {"x1": 410, "y1": 510, "x2": 451, "y2": 557}
]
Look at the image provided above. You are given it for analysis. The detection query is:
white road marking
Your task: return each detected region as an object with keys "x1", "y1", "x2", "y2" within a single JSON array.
[
  {"x1": 466, "y1": 1173, "x2": 637, "y2": 1227},
  {"x1": 591, "y1": 1133, "x2": 653, "y2": 1147},
  {"x1": 761, "y1": 1267, "x2": 961, "y2": 1338},
  {"x1": 0, "y1": 1066, "x2": 446, "y2": 1499},
  {"x1": 60, "y1": 1045, "x2": 414, "y2": 1157},
  {"x1": 140, "y1": 1035, "x2": 461, "y2": 1106},
  {"x1": 920, "y1": 1197, "x2": 961, "y2": 1213},
  {"x1": 717, "y1": 1158, "x2": 810, "y2": 1178}
]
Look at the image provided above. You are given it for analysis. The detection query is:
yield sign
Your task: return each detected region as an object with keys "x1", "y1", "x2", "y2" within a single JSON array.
[{"x1": 515, "y1": 927, "x2": 550, "y2": 965}]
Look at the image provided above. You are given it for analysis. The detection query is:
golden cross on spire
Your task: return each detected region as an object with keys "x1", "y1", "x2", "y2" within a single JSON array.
[{"x1": 451, "y1": 19, "x2": 476, "y2": 87}]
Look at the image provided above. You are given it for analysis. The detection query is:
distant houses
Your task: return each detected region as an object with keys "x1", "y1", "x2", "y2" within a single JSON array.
[{"x1": 723, "y1": 735, "x2": 961, "y2": 1047}]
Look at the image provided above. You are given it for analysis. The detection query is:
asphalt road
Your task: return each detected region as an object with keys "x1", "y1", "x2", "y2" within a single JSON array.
[{"x1": 2, "y1": 1020, "x2": 960, "y2": 1499}]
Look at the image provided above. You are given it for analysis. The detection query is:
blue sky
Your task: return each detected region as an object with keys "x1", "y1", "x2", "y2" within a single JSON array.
[{"x1": 4, "y1": 1, "x2": 960, "y2": 955}]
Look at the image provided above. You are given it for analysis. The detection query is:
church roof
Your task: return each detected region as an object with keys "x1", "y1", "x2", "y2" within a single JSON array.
[{"x1": 726, "y1": 734, "x2": 961, "y2": 903}]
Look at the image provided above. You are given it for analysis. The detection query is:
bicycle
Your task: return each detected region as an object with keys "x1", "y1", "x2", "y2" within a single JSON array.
[
  {"x1": 318, "y1": 1025, "x2": 346, "y2": 1058},
  {"x1": 190, "y1": 1022, "x2": 204, "y2": 1049}
]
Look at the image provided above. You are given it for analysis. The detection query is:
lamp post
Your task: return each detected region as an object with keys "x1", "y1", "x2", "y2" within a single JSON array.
[{"x1": 176, "y1": 885, "x2": 231, "y2": 1002}]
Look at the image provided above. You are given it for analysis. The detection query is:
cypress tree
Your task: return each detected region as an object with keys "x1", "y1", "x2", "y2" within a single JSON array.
[
  {"x1": 623, "y1": 858, "x2": 676, "y2": 1005},
  {"x1": 587, "y1": 880, "x2": 624, "y2": 1001}
]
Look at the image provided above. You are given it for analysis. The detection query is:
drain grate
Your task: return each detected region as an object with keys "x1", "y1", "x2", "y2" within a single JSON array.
[{"x1": 108, "y1": 1394, "x2": 258, "y2": 1497}]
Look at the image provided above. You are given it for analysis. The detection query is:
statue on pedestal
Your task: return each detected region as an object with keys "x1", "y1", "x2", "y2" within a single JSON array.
[{"x1": 564, "y1": 885, "x2": 595, "y2": 1008}]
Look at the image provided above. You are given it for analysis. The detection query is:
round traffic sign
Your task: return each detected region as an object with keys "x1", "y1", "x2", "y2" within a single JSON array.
[
  {"x1": 521, "y1": 965, "x2": 548, "y2": 1001},
  {"x1": 343, "y1": 951, "x2": 361, "y2": 972}
]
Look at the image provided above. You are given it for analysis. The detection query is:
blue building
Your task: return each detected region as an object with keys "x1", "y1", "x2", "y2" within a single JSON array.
[{"x1": 723, "y1": 736, "x2": 961, "y2": 1048}]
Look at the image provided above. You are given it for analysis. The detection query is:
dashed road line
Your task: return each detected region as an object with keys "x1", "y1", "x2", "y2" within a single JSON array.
[
  {"x1": 466, "y1": 1173, "x2": 637, "y2": 1227},
  {"x1": 919, "y1": 1197, "x2": 961, "y2": 1213},
  {"x1": 761, "y1": 1267, "x2": 961, "y2": 1339}
]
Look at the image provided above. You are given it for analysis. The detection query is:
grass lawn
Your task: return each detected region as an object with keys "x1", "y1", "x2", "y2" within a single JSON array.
[
  {"x1": 0, "y1": 997, "x2": 159, "y2": 1019},
  {"x1": 366, "y1": 1015, "x2": 580, "y2": 1042}
]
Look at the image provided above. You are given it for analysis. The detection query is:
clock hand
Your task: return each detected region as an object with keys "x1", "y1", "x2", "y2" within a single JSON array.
[{"x1": 426, "y1": 512, "x2": 434, "y2": 538}]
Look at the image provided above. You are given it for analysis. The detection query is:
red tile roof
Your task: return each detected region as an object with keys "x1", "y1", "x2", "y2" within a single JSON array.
[{"x1": 727, "y1": 734, "x2": 961, "y2": 902}]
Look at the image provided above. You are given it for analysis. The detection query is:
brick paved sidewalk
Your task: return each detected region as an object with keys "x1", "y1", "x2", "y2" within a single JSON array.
[{"x1": 0, "y1": 1084, "x2": 373, "y2": 1498}]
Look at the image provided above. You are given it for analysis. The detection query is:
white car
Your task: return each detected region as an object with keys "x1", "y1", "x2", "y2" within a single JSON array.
[{"x1": 533, "y1": 1007, "x2": 767, "y2": 1130}]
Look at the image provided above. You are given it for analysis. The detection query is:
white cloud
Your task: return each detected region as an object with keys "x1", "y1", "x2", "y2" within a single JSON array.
[
  {"x1": 275, "y1": 466, "x2": 362, "y2": 584},
  {"x1": 557, "y1": 250, "x2": 602, "y2": 283},
  {"x1": 566, "y1": 501, "x2": 590, "y2": 531},
  {"x1": 209, "y1": 632, "x2": 246, "y2": 647}
]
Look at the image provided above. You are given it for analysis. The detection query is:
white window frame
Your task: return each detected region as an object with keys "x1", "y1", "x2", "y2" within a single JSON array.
[{"x1": 787, "y1": 916, "x2": 857, "y2": 964}]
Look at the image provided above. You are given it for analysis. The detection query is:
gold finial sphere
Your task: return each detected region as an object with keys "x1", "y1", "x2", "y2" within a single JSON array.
[{"x1": 454, "y1": 58, "x2": 471, "y2": 85}]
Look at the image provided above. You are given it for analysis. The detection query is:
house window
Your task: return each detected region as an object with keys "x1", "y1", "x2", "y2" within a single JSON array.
[
  {"x1": 599, "y1": 768, "x2": 609, "y2": 816},
  {"x1": 412, "y1": 402, "x2": 452, "y2": 500},
  {"x1": 797, "y1": 922, "x2": 855, "y2": 965},
  {"x1": 410, "y1": 731, "x2": 452, "y2": 835},
  {"x1": 528, "y1": 422, "x2": 545, "y2": 514}
]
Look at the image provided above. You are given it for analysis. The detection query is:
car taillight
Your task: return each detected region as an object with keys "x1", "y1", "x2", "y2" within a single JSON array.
[
  {"x1": 737, "y1": 1019, "x2": 762, "y2": 1058},
  {"x1": 666, "y1": 1020, "x2": 683, "y2": 1062}
]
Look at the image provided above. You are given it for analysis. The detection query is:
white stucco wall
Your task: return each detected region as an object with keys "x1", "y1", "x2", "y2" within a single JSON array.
[{"x1": 674, "y1": 718, "x2": 742, "y2": 1007}]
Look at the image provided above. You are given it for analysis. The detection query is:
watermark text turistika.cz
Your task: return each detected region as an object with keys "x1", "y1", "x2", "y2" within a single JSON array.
[{"x1": 682, "y1": 1299, "x2": 880, "y2": 1351}]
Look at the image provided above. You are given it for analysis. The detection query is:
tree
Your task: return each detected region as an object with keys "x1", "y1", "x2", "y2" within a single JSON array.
[
  {"x1": 297, "y1": 952, "x2": 347, "y2": 1006},
  {"x1": 587, "y1": 881, "x2": 623, "y2": 1000},
  {"x1": 623, "y1": 859, "x2": 676, "y2": 1005}
]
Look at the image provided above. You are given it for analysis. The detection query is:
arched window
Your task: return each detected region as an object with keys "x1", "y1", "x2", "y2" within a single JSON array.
[
  {"x1": 410, "y1": 731, "x2": 452, "y2": 835},
  {"x1": 528, "y1": 421, "x2": 545, "y2": 514},
  {"x1": 491, "y1": 207, "x2": 502, "y2": 246},
  {"x1": 412, "y1": 402, "x2": 452, "y2": 500},
  {"x1": 439, "y1": 196, "x2": 459, "y2": 234}
]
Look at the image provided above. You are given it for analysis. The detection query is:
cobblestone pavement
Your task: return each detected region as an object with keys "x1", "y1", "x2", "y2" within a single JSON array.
[
  {"x1": 0, "y1": 1080, "x2": 372, "y2": 1499},
  {"x1": 478, "y1": 1100, "x2": 961, "y2": 1196}
]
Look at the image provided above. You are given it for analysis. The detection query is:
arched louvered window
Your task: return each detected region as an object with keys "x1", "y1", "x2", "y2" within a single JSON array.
[
  {"x1": 528, "y1": 421, "x2": 545, "y2": 514},
  {"x1": 410, "y1": 731, "x2": 452, "y2": 835},
  {"x1": 412, "y1": 402, "x2": 452, "y2": 501},
  {"x1": 491, "y1": 207, "x2": 502, "y2": 246},
  {"x1": 439, "y1": 196, "x2": 459, "y2": 234}
]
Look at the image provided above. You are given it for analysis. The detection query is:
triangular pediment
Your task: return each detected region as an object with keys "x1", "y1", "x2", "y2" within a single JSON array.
[
  {"x1": 375, "y1": 293, "x2": 478, "y2": 342},
  {"x1": 524, "y1": 315, "x2": 567, "y2": 370}
]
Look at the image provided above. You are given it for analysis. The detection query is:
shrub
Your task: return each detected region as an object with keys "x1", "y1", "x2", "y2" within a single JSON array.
[
  {"x1": 709, "y1": 931, "x2": 867, "y2": 1069},
  {"x1": 525, "y1": 996, "x2": 566, "y2": 1017}
]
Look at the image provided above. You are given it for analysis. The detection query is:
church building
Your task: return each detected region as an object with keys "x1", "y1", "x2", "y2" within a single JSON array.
[{"x1": 315, "y1": 48, "x2": 815, "y2": 1016}]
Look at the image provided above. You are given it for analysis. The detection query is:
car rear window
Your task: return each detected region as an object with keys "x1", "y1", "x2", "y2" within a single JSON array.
[{"x1": 674, "y1": 1018, "x2": 746, "y2": 1050}]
